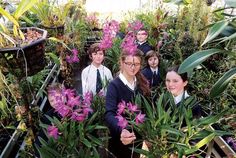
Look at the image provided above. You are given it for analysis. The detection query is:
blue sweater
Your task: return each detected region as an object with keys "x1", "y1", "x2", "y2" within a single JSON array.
[
  {"x1": 105, "y1": 77, "x2": 141, "y2": 158},
  {"x1": 142, "y1": 67, "x2": 161, "y2": 88},
  {"x1": 137, "y1": 41, "x2": 153, "y2": 55}
]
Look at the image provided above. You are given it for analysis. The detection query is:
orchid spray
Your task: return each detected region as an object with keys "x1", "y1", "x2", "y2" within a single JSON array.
[
  {"x1": 37, "y1": 85, "x2": 107, "y2": 157},
  {"x1": 115, "y1": 100, "x2": 145, "y2": 158},
  {"x1": 100, "y1": 20, "x2": 120, "y2": 50}
]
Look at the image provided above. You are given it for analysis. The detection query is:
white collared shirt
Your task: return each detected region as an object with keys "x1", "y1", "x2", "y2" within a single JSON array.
[
  {"x1": 118, "y1": 73, "x2": 136, "y2": 91},
  {"x1": 150, "y1": 67, "x2": 158, "y2": 74},
  {"x1": 81, "y1": 64, "x2": 113, "y2": 95},
  {"x1": 173, "y1": 91, "x2": 189, "y2": 105},
  {"x1": 137, "y1": 41, "x2": 147, "y2": 45}
]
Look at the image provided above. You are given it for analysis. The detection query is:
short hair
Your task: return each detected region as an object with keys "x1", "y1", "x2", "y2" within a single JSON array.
[
  {"x1": 137, "y1": 28, "x2": 149, "y2": 35},
  {"x1": 145, "y1": 50, "x2": 160, "y2": 61},
  {"x1": 145, "y1": 50, "x2": 160, "y2": 67},
  {"x1": 87, "y1": 43, "x2": 104, "y2": 56},
  {"x1": 167, "y1": 65, "x2": 188, "y2": 82}
]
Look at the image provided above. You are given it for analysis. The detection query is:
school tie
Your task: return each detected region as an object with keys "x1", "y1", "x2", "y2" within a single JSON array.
[
  {"x1": 96, "y1": 69, "x2": 102, "y2": 93},
  {"x1": 152, "y1": 71, "x2": 157, "y2": 86}
]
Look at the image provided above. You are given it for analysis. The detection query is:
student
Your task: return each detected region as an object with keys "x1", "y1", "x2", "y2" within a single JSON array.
[
  {"x1": 34, "y1": 83, "x2": 62, "y2": 156},
  {"x1": 136, "y1": 28, "x2": 153, "y2": 55},
  {"x1": 142, "y1": 50, "x2": 161, "y2": 88},
  {"x1": 105, "y1": 49, "x2": 150, "y2": 158},
  {"x1": 81, "y1": 43, "x2": 113, "y2": 96},
  {"x1": 165, "y1": 65, "x2": 201, "y2": 118}
]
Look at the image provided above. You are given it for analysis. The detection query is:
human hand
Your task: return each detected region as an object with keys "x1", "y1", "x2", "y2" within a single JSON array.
[{"x1": 120, "y1": 129, "x2": 136, "y2": 145}]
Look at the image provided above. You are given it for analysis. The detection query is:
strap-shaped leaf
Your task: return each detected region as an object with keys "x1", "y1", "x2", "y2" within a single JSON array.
[
  {"x1": 13, "y1": 0, "x2": 39, "y2": 19},
  {"x1": 178, "y1": 49, "x2": 223, "y2": 74},
  {"x1": 0, "y1": 7, "x2": 19, "y2": 27},
  {"x1": 201, "y1": 21, "x2": 229, "y2": 46},
  {"x1": 185, "y1": 133, "x2": 215, "y2": 154},
  {"x1": 210, "y1": 67, "x2": 236, "y2": 98},
  {"x1": 220, "y1": 32, "x2": 236, "y2": 42}
]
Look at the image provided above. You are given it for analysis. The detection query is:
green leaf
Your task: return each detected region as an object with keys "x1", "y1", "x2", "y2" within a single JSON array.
[
  {"x1": 210, "y1": 67, "x2": 236, "y2": 98},
  {"x1": 225, "y1": 0, "x2": 236, "y2": 7},
  {"x1": 13, "y1": 0, "x2": 39, "y2": 20},
  {"x1": 201, "y1": 21, "x2": 229, "y2": 46},
  {"x1": 195, "y1": 109, "x2": 228, "y2": 126},
  {"x1": 35, "y1": 144, "x2": 55, "y2": 158},
  {"x1": 81, "y1": 138, "x2": 92, "y2": 148},
  {"x1": 185, "y1": 133, "x2": 215, "y2": 154},
  {"x1": 220, "y1": 32, "x2": 236, "y2": 42},
  {"x1": 87, "y1": 134, "x2": 103, "y2": 146},
  {"x1": 48, "y1": 37, "x2": 70, "y2": 50},
  {"x1": 178, "y1": 49, "x2": 223, "y2": 73},
  {"x1": 194, "y1": 133, "x2": 215, "y2": 149},
  {"x1": 0, "y1": 7, "x2": 19, "y2": 27},
  {"x1": 46, "y1": 53, "x2": 60, "y2": 65}
]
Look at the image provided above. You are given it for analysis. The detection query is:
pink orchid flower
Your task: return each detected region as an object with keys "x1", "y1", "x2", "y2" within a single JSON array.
[
  {"x1": 47, "y1": 125, "x2": 59, "y2": 139},
  {"x1": 135, "y1": 113, "x2": 145, "y2": 125},
  {"x1": 115, "y1": 115, "x2": 128, "y2": 129}
]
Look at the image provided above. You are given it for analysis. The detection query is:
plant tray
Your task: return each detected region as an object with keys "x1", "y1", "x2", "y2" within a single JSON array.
[{"x1": 0, "y1": 27, "x2": 47, "y2": 78}]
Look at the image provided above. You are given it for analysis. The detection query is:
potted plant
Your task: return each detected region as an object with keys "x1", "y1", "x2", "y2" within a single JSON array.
[
  {"x1": 35, "y1": 86, "x2": 108, "y2": 157},
  {"x1": 30, "y1": 0, "x2": 72, "y2": 37},
  {"x1": 134, "y1": 93, "x2": 231, "y2": 158},
  {"x1": 0, "y1": 0, "x2": 47, "y2": 78}
]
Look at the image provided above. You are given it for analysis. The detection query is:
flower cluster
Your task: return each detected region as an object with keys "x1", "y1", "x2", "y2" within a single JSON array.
[
  {"x1": 47, "y1": 87, "x2": 93, "y2": 139},
  {"x1": 121, "y1": 31, "x2": 137, "y2": 55},
  {"x1": 66, "y1": 48, "x2": 79, "y2": 63},
  {"x1": 115, "y1": 100, "x2": 145, "y2": 129},
  {"x1": 85, "y1": 12, "x2": 99, "y2": 29},
  {"x1": 48, "y1": 87, "x2": 93, "y2": 122},
  {"x1": 128, "y1": 20, "x2": 144, "y2": 32},
  {"x1": 100, "y1": 20, "x2": 120, "y2": 50}
]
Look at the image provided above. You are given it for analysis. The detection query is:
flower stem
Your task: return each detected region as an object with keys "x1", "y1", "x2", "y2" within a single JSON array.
[{"x1": 131, "y1": 125, "x2": 134, "y2": 158}]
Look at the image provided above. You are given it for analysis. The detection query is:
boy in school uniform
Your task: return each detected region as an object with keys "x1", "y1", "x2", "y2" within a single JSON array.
[
  {"x1": 136, "y1": 28, "x2": 153, "y2": 55},
  {"x1": 81, "y1": 43, "x2": 113, "y2": 96}
]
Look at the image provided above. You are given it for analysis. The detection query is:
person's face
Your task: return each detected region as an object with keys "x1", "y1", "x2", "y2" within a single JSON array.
[
  {"x1": 148, "y1": 56, "x2": 159, "y2": 69},
  {"x1": 136, "y1": 30, "x2": 148, "y2": 43},
  {"x1": 165, "y1": 71, "x2": 188, "y2": 97},
  {"x1": 121, "y1": 55, "x2": 141, "y2": 77},
  {"x1": 91, "y1": 50, "x2": 104, "y2": 66},
  {"x1": 48, "y1": 90, "x2": 62, "y2": 108}
]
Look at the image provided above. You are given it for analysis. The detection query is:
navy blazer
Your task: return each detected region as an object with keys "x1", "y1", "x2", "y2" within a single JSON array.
[
  {"x1": 105, "y1": 77, "x2": 142, "y2": 158},
  {"x1": 142, "y1": 67, "x2": 161, "y2": 88},
  {"x1": 137, "y1": 41, "x2": 153, "y2": 55}
]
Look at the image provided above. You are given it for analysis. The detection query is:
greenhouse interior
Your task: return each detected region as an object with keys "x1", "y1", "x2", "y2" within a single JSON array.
[{"x1": 0, "y1": 0, "x2": 236, "y2": 157}]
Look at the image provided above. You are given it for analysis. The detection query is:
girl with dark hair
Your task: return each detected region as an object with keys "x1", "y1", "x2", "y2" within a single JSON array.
[
  {"x1": 142, "y1": 50, "x2": 162, "y2": 88},
  {"x1": 165, "y1": 65, "x2": 201, "y2": 118},
  {"x1": 105, "y1": 49, "x2": 150, "y2": 158}
]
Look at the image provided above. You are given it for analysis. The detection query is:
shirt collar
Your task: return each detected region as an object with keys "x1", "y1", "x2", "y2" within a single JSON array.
[
  {"x1": 174, "y1": 91, "x2": 189, "y2": 105},
  {"x1": 119, "y1": 73, "x2": 136, "y2": 91},
  {"x1": 150, "y1": 67, "x2": 158, "y2": 73},
  {"x1": 91, "y1": 64, "x2": 103, "y2": 70},
  {"x1": 137, "y1": 41, "x2": 147, "y2": 45}
]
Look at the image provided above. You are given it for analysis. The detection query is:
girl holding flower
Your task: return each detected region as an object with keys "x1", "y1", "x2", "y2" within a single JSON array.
[{"x1": 105, "y1": 49, "x2": 150, "y2": 158}]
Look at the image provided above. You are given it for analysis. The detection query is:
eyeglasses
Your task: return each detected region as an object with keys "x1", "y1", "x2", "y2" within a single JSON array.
[
  {"x1": 124, "y1": 62, "x2": 141, "y2": 67},
  {"x1": 137, "y1": 33, "x2": 147, "y2": 36}
]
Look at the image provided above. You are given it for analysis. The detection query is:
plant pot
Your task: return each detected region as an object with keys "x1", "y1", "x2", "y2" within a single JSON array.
[
  {"x1": 0, "y1": 27, "x2": 47, "y2": 78},
  {"x1": 41, "y1": 25, "x2": 64, "y2": 38}
]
